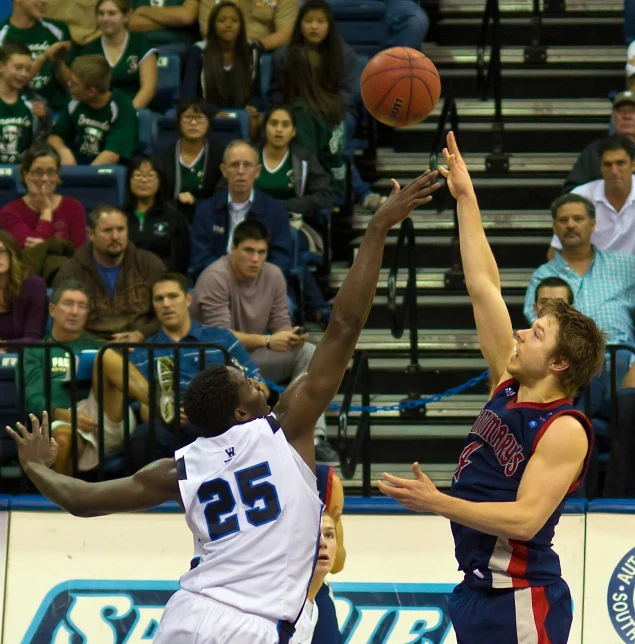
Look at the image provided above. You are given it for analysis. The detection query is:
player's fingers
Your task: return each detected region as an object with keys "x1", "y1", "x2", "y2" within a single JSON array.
[
  {"x1": 29, "y1": 414, "x2": 41, "y2": 435},
  {"x1": 382, "y1": 472, "x2": 412, "y2": 487},
  {"x1": 438, "y1": 166, "x2": 449, "y2": 178},
  {"x1": 5, "y1": 426, "x2": 25, "y2": 445},
  {"x1": 41, "y1": 410, "x2": 50, "y2": 441},
  {"x1": 389, "y1": 178, "x2": 401, "y2": 196},
  {"x1": 14, "y1": 422, "x2": 29, "y2": 440},
  {"x1": 412, "y1": 462, "x2": 426, "y2": 481}
]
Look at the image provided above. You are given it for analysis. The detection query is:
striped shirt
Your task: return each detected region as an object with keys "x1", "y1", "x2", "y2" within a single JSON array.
[{"x1": 523, "y1": 248, "x2": 635, "y2": 343}]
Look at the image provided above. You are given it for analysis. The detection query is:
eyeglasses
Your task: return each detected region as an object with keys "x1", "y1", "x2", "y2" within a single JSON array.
[
  {"x1": 181, "y1": 114, "x2": 208, "y2": 124},
  {"x1": 228, "y1": 162, "x2": 257, "y2": 170},
  {"x1": 131, "y1": 172, "x2": 158, "y2": 182},
  {"x1": 29, "y1": 169, "x2": 58, "y2": 178}
]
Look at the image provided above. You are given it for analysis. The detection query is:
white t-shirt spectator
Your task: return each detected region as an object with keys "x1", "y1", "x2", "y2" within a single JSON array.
[{"x1": 550, "y1": 178, "x2": 635, "y2": 254}]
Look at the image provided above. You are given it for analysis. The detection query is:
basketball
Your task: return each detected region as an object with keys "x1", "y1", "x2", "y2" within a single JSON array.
[{"x1": 360, "y1": 47, "x2": 441, "y2": 128}]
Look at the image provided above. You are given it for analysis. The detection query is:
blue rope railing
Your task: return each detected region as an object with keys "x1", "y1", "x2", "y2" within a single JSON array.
[{"x1": 264, "y1": 369, "x2": 490, "y2": 413}]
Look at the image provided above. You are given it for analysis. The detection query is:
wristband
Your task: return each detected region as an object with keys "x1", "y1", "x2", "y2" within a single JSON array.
[{"x1": 266, "y1": 335, "x2": 271, "y2": 349}]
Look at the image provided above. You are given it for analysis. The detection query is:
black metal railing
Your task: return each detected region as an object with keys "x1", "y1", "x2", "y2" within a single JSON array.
[
  {"x1": 429, "y1": 96, "x2": 464, "y2": 291},
  {"x1": 337, "y1": 351, "x2": 371, "y2": 496},
  {"x1": 477, "y1": 0, "x2": 509, "y2": 172}
]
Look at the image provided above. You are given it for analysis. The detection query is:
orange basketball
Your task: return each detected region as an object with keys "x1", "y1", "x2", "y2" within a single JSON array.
[{"x1": 360, "y1": 47, "x2": 441, "y2": 127}]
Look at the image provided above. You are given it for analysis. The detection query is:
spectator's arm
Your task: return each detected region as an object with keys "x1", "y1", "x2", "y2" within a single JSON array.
[
  {"x1": 0, "y1": 205, "x2": 38, "y2": 248},
  {"x1": 132, "y1": 0, "x2": 199, "y2": 28},
  {"x1": 91, "y1": 150, "x2": 121, "y2": 166},
  {"x1": 23, "y1": 348, "x2": 46, "y2": 414},
  {"x1": 198, "y1": 0, "x2": 214, "y2": 37},
  {"x1": 128, "y1": 13, "x2": 164, "y2": 30},
  {"x1": 266, "y1": 202, "x2": 292, "y2": 275},
  {"x1": 181, "y1": 46, "x2": 204, "y2": 99},
  {"x1": 193, "y1": 270, "x2": 232, "y2": 328},
  {"x1": 230, "y1": 330, "x2": 268, "y2": 352},
  {"x1": 133, "y1": 50, "x2": 158, "y2": 109},
  {"x1": 47, "y1": 134, "x2": 77, "y2": 166},
  {"x1": 259, "y1": 0, "x2": 297, "y2": 51},
  {"x1": 189, "y1": 202, "x2": 217, "y2": 277},
  {"x1": 260, "y1": 29, "x2": 293, "y2": 53},
  {"x1": 284, "y1": 152, "x2": 333, "y2": 220},
  {"x1": 15, "y1": 278, "x2": 48, "y2": 341},
  {"x1": 224, "y1": 330, "x2": 261, "y2": 377},
  {"x1": 267, "y1": 269, "x2": 292, "y2": 333}
]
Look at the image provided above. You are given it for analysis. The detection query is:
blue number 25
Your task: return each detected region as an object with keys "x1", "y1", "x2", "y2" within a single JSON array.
[{"x1": 197, "y1": 462, "x2": 281, "y2": 541}]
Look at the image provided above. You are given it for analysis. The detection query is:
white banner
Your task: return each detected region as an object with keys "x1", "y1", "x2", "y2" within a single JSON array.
[
  {"x1": 583, "y1": 508, "x2": 635, "y2": 644},
  {"x1": 2, "y1": 506, "x2": 585, "y2": 643}
]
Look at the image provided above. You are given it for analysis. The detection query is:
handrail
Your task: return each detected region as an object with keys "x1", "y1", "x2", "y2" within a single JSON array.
[
  {"x1": 387, "y1": 216, "x2": 419, "y2": 367},
  {"x1": 476, "y1": 0, "x2": 508, "y2": 169},
  {"x1": 429, "y1": 96, "x2": 464, "y2": 290},
  {"x1": 337, "y1": 351, "x2": 372, "y2": 496}
]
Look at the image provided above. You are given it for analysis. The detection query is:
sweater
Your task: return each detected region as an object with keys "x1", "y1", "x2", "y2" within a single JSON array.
[
  {"x1": 52, "y1": 242, "x2": 166, "y2": 339},
  {"x1": 0, "y1": 273, "x2": 48, "y2": 343},
  {"x1": 125, "y1": 202, "x2": 190, "y2": 274},
  {"x1": 0, "y1": 196, "x2": 86, "y2": 250},
  {"x1": 563, "y1": 139, "x2": 602, "y2": 194}
]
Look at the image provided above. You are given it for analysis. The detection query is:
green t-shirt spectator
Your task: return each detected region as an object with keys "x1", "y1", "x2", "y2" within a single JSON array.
[
  {"x1": 291, "y1": 102, "x2": 346, "y2": 199},
  {"x1": 132, "y1": 0, "x2": 200, "y2": 47},
  {"x1": 80, "y1": 32, "x2": 157, "y2": 102},
  {"x1": 51, "y1": 87, "x2": 139, "y2": 164},
  {"x1": 23, "y1": 333, "x2": 106, "y2": 414},
  {"x1": 0, "y1": 18, "x2": 72, "y2": 110},
  {"x1": 0, "y1": 94, "x2": 36, "y2": 164},
  {"x1": 255, "y1": 150, "x2": 295, "y2": 200}
]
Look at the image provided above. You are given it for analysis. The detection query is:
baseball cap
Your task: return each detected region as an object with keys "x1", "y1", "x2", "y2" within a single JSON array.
[{"x1": 613, "y1": 91, "x2": 635, "y2": 109}]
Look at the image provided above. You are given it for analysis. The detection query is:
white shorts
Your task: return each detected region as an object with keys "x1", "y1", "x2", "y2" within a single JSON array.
[
  {"x1": 50, "y1": 391, "x2": 137, "y2": 471},
  {"x1": 154, "y1": 589, "x2": 282, "y2": 644}
]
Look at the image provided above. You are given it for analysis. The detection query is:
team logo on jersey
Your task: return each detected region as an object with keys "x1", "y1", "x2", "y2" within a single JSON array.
[
  {"x1": 469, "y1": 409, "x2": 525, "y2": 476},
  {"x1": 153, "y1": 222, "x2": 168, "y2": 235},
  {"x1": 453, "y1": 440, "x2": 481, "y2": 482},
  {"x1": 0, "y1": 124, "x2": 20, "y2": 155},
  {"x1": 607, "y1": 547, "x2": 635, "y2": 643},
  {"x1": 80, "y1": 126, "x2": 103, "y2": 157},
  {"x1": 23, "y1": 580, "x2": 456, "y2": 643},
  {"x1": 505, "y1": 387, "x2": 515, "y2": 397},
  {"x1": 224, "y1": 446, "x2": 236, "y2": 463},
  {"x1": 528, "y1": 419, "x2": 538, "y2": 429},
  {"x1": 127, "y1": 55, "x2": 139, "y2": 74}
]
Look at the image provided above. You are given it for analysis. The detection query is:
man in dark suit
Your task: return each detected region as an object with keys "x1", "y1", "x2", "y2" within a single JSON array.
[{"x1": 189, "y1": 140, "x2": 292, "y2": 280}]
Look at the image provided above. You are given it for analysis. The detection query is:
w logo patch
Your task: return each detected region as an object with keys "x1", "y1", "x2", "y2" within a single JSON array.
[{"x1": 224, "y1": 447, "x2": 236, "y2": 463}]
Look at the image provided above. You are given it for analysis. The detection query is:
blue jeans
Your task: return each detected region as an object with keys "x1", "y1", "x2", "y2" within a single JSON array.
[{"x1": 385, "y1": 0, "x2": 430, "y2": 49}]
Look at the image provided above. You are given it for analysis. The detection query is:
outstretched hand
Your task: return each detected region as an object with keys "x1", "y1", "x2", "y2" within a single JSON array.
[
  {"x1": 372, "y1": 170, "x2": 440, "y2": 231},
  {"x1": 6, "y1": 411, "x2": 59, "y2": 469},
  {"x1": 438, "y1": 131, "x2": 475, "y2": 200},
  {"x1": 377, "y1": 462, "x2": 441, "y2": 513}
]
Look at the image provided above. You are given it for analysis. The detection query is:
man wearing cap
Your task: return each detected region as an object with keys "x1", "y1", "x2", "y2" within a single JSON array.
[
  {"x1": 549, "y1": 135, "x2": 635, "y2": 258},
  {"x1": 563, "y1": 91, "x2": 635, "y2": 193}
]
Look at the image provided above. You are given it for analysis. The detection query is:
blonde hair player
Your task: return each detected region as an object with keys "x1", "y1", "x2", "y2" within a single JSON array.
[{"x1": 379, "y1": 131, "x2": 606, "y2": 644}]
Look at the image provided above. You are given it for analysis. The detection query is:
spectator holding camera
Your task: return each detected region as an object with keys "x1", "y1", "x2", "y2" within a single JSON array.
[{"x1": 191, "y1": 219, "x2": 337, "y2": 463}]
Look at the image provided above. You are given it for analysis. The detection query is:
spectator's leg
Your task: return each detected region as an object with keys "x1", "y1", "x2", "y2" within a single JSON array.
[
  {"x1": 385, "y1": 0, "x2": 430, "y2": 49},
  {"x1": 298, "y1": 230, "x2": 331, "y2": 321},
  {"x1": 91, "y1": 349, "x2": 150, "y2": 423},
  {"x1": 50, "y1": 424, "x2": 87, "y2": 476},
  {"x1": 251, "y1": 344, "x2": 327, "y2": 439}
]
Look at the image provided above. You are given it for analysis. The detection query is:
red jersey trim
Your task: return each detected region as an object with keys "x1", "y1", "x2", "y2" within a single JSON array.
[
  {"x1": 507, "y1": 539, "x2": 530, "y2": 589},
  {"x1": 530, "y1": 409, "x2": 594, "y2": 494},
  {"x1": 325, "y1": 466, "x2": 333, "y2": 509}
]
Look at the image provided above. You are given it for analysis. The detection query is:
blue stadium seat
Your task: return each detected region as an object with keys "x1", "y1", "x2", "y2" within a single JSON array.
[
  {"x1": 0, "y1": 165, "x2": 24, "y2": 207},
  {"x1": 330, "y1": 1, "x2": 387, "y2": 56},
  {"x1": 151, "y1": 54, "x2": 182, "y2": 114},
  {"x1": 57, "y1": 166, "x2": 127, "y2": 213},
  {"x1": 154, "y1": 109, "x2": 246, "y2": 151},
  {"x1": 136, "y1": 108, "x2": 157, "y2": 154}
]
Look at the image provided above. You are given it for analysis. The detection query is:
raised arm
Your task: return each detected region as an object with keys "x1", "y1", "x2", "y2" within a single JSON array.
[
  {"x1": 7, "y1": 413, "x2": 180, "y2": 517},
  {"x1": 274, "y1": 171, "x2": 440, "y2": 467},
  {"x1": 439, "y1": 131, "x2": 515, "y2": 386}
]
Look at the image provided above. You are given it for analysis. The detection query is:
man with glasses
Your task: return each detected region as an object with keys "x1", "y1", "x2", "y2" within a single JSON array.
[
  {"x1": 156, "y1": 97, "x2": 225, "y2": 224},
  {"x1": 189, "y1": 139, "x2": 291, "y2": 280}
]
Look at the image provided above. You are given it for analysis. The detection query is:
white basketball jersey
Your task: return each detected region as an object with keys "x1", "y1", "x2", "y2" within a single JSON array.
[{"x1": 175, "y1": 414, "x2": 323, "y2": 627}]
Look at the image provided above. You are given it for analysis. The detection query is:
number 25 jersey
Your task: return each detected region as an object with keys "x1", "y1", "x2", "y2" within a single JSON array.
[{"x1": 175, "y1": 415, "x2": 323, "y2": 624}]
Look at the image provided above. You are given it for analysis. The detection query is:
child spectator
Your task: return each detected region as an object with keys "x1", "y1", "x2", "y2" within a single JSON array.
[
  {"x1": 0, "y1": 230, "x2": 48, "y2": 343},
  {"x1": 0, "y1": 41, "x2": 47, "y2": 164},
  {"x1": 48, "y1": 54, "x2": 139, "y2": 165},
  {"x1": 81, "y1": 0, "x2": 158, "y2": 109},
  {"x1": 0, "y1": 143, "x2": 86, "y2": 282},
  {"x1": 155, "y1": 96, "x2": 225, "y2": 224},
  {"x1": 182, "y1": 1, "x2": 263, "y2": 139},
  {"x1": 0, "y1": 0, "x2": 72, "y2": 111},
  {"x1": 123, "y1": 154, "x2": 190, "y2": 274},
  {"x1": 199, "y1": 0, "x2": 297, "y2": 52}
]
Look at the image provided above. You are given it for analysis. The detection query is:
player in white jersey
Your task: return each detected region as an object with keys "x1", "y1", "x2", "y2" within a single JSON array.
[{"x1": 7, "y1": 169, "x2": 440, "y2": 643}]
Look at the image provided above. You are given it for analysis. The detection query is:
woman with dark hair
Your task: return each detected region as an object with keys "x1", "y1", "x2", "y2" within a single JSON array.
[
  {"x1": 123, "y1": 155, "x2": 190, "y2": 274},
  {"x1": 181, "y1": 1, "x2": 263, "y2": 139},
  {"x1": 0, "y1": 231, "x2": 48, "y2": 344},
  {"x1": 156, "y1": 96, "x2": 225, "y2": 224},
  {"x1": 268, "y1": 0, "x2": 385, "y2": 211},
  {"x1": 80, "y1": 0, "x2": 158, "y2": 108}
]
